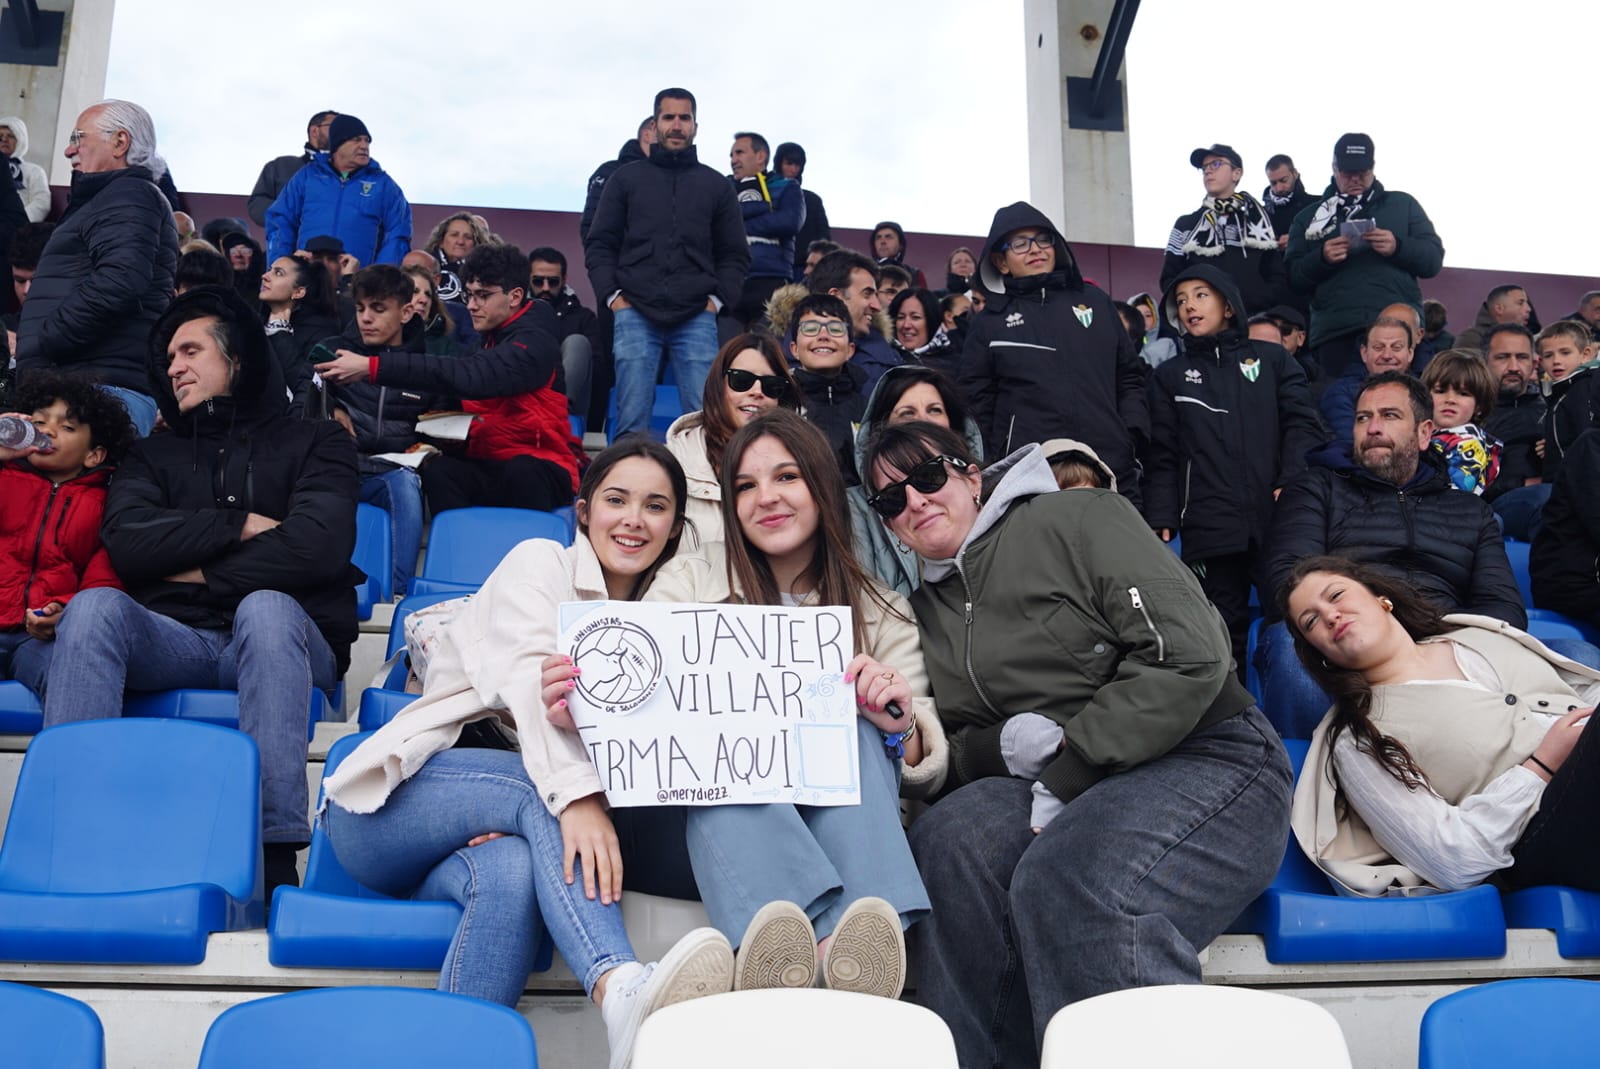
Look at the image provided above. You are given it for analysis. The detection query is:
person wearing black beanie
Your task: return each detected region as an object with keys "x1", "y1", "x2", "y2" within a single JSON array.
[{"x1": 327, "y1": 114, "x2": 371, "y2": 160}]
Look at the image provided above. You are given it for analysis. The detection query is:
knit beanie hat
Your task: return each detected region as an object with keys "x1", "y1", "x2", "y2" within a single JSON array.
[{"x1": 328, "y1": 114, "x2": 370, "y2": 152}]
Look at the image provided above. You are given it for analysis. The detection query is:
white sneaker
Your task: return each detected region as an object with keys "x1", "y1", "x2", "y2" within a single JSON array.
[
  {"x1": 821, "y1": 896, "x2": 905, "y2": 999},
  {"x1": 735, "y1": 899, "x2": 817, "y2": 990},
  {"x1": 602, "y1": 928, "x2": 733, "y2": 1069}
]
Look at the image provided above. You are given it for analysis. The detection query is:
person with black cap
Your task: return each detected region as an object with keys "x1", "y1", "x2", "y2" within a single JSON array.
[
  {"x1": 1159, "y1": 144, "x2": 1288, "y2": 319},
  {"x1": 776, "y1": 142, "x2": 830, "y2": 278},
  {"x1": 958, "y1": 201, "x2": 1148, "y2": 504},
  {"x1": 41, "y1": 284, "x2": 361, "y2": 904},
  {"x1": 247, "y1": 110, "x2": 336, "y2": 227},
  {"x1": 871, "y1": 221, "x2": 927, "y2": 289},
  {"x1": 266, "y1": 114, "x2": 412, "y2": 268},
  {"x1": 1284, "y1": 132, "x2": 1445, "y2": 380}
]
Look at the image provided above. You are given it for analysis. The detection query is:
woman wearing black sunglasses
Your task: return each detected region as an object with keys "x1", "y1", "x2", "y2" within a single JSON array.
[
  {"x1": 860, "y1": 422, "x2": 1292, "y2": 1069},
  {"x1": 665, "y1": 333, "x2": 800, "y2": 546}
]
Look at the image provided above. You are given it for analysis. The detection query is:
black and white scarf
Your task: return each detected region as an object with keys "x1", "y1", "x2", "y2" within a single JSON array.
[
  {"x1": 1264, "y1": 183, "x2": 1300, "y2": 211},
  {"x1": 1304, "y1": 184, "x2": 1378, "y2": 241},
  {"x1": 5, "y1": 158, "x2": 21, "y2": 192},
  {"x1": 1180, "y1": 192, "x2": 1277, "y2": 257}
]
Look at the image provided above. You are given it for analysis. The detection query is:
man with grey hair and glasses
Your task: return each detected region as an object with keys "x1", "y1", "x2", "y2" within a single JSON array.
[{"x1": 14, "y1": 99, "x2": 177, "y2": 435}]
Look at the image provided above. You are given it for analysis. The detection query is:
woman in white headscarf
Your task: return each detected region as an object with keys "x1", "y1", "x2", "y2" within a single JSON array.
[{"x1": 0, "y1": 117, "x2": 50, "y2": 222}]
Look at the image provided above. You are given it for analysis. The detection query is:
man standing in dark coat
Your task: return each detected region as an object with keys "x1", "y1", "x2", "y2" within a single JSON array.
[
  {"x1": 43, "y1": 286, "x2": 360, "y2": 901},
  {"x1": 584, "y1": 87, "x2": 749, "y2": 437},
  {"x1": 247, "y1": 110, "x2": 336, "y2": 227},
  {"x1": 579, "y1": 117, "x2": 654, "y2": 244},
  {"x1": 15, "y1": 99, "x2": 178, "y2": 435},
  {"x1": 1261, "y1": 154, "x2": 1319, "y2": 249},
  {"x1": 775, "y1": 142, "x2": 830, "y2": 279}
]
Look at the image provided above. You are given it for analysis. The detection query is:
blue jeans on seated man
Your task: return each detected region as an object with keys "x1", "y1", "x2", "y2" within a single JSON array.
[
  {"x1": 685, "y1": 716, "x2": 929, "y2": 946},
  {"x1": 100, "y1": 386, "x2": 159, "y2": 437},
  {"x1": 42, "y1": 587, "x2": 336, "y2": 844},
  {"x1": 1254, "y1": 620, "x2": 1333, "y2": 739},
  {"x1": 0, "y1": 629, "x2": 52, "y2": 695},
  {"x1": 610, "y1": 306, "x2": 715, "y2": 439},
  {"x1": 326, "y1": 747, "x2": 695, "y2": 1006},
  {"x1": 359, "y1": 467, "x2": 424, "y2": 596},
  {"x1": 910, "y1": 706, "x2": 1292, "y2": 1068},
  {"x1": 1493, "y1": 482, "x2": 1553, "y2": 543}
]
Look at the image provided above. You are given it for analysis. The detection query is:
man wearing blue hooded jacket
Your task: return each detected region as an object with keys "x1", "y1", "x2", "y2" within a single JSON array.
[{"x1": 266, "y1": 114, "x2": 412, "y2": 267}]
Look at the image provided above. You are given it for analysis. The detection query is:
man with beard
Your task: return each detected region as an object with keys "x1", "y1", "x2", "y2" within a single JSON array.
[
  {"x1": 1481, "y1": 324, "x2": 1547, "y2": 529},
  {"x1": 1284, "y1": 133, "x2": 1445, "y2": 379},
  {"x1": 1262, "y1": 154, "x2": 1318, "y2": 250},
  {"x1": 528, "y1": 245, "x2": 603, "y2": 418},
  {"x1": 248, "y1": 110, "x2": 336, "y2": 227},
  {"x1": 1455, "y1": 284, "x2": 1533, "y2": 352},
  {"x1": 1256, "y1": 371, "x2": 1524, "y2": 734}
]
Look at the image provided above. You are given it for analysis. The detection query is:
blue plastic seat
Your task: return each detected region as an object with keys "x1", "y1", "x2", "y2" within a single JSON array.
[
  {"x1": 123, "y1": 684, "x2": 340, "y2": 740},
  {"x1": 352, "y1": 502, "x2": 394, "y2": 619},
  {"x1": 1524, "y1": 607, "x2": 1600, "y2": 646},
  {"x1": 268, "y1": 733, "x2": 553, "y2": 973},
  {"x1": 408, "y1": 507, "x2": 572, "y2": 597},
  {"x1": 570, "y1": 413, "x2": 585, "y2": 438},
  {"x1": 606, "y1": 384, "x2": 686, "y2": 442},
  {"x1": 1419, "y1": 977, "x2": 1599, "y2": 1068},
  {"x1": 0, "y1": 719, "x2": 263, "y2": 963},
  {"x1": 0, "y1": 680, "x2": 42, "y2": 735},
  {"x1": 374, "y1": 589, "x2": 469, "y2": 691},
  {"x1": 1503, "y1": 538, "x2": 1534, "y2": 609},
  {"x1": 357, "y1": 687, "x2": 416, "y2": 730},
  {"x1": 1503, "y1": 884, "x2": 1600, "y2": 957},
  {"x1": 0, "y1": 981, "x2": 106, "y2": 1069},
  {"x1": 197, "y1": 986, "x2": 538, "y2": 1068},
  {"x1": 1225, "y1": 739, "x2": 1509, "y2": 962}
]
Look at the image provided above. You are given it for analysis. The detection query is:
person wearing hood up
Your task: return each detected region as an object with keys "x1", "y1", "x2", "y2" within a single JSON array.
[
  {"x1": 871, "y1": 221, "x2": 927, "y2": 289},
  {"x1": 959, "y1": 201, "x2": 1149, "y2": 503},
  {"x1": 859, "y1": 423, "x2": 1290, "y2": 1066},
  {"x1": 1146, "y1": 263, "x2": 1323, "y2": 677},
  {"x1": 775, "y1": 142, "x2": 830, "y2": 278},
  {"x1": 847, "y1": 364, "x2": 984, "y2": 597},
  {"x1": 247, "y1": 110, "x2": 336, "y2": 228},
  {"x1": 0, "y1": 116, "x2": 51, "y2": 222},
  {"x1": 265, "y1": 114, "x2": 413, "y2": 267},
  {"x1": 41, "y1": 285, "x2": 361, "y2": 902},
  {"x1": 1160, "y1": 144, "x2": 1289, "y2": 318}
]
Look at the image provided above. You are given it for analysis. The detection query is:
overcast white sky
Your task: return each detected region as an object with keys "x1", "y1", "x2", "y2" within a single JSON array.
[{"x1": 104, "y1": 0, "x2": 1597, "y2": 278}]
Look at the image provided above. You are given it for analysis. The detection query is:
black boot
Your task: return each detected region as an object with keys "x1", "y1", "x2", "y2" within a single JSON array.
[{"x1": 263, "y1": 842, "x2": 306, "y2": 910}]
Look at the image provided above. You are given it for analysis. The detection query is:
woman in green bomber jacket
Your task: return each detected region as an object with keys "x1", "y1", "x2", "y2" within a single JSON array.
[{"x1": 860, "y1": 421, "x2": 1294, "y2": 1067}]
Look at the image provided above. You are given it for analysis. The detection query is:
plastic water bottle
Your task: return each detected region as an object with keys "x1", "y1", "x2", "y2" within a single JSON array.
[{"x1": 0, "y1": 415, "x2": 51, "y2": 453}]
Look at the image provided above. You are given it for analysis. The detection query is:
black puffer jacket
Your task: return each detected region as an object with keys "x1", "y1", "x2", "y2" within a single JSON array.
[
  {"x1": 101, "y1": 287, "x2": 361, "y2": 673},
  {"x1": 17, "y1": 166, "x2": 178, "y2": 392},
  {"x1": 1530, "y1": 429, "x2": 1600, "y2": 618},
  {"x1": 1146, "y1": 264, "x2": 1322, "y2": 559},
  {"x1": 1542, "y1": 362, "x2": 1600, "y2": 481},
  {"x1": 958, "y1": 201, "x2": 1149, "y2": 503},
  {"x1": 1483, "y1": 387, "x2": 1545, "y2": 502},
  {"x1": 583, "y1": 144, "x2": 749, "y2": 327},
  {"x1": 580, "y1": 138, "x2": 647, "y2": 243},
  {"x1": 1264, "y1": 439, "x2": 1525, "y2": 627},
  {"x1": 318, "y1": 330, "x2": 436, "y2": 472},
  {"x1": 794, "y1": 362, "x2": 867, "y2": 486}
]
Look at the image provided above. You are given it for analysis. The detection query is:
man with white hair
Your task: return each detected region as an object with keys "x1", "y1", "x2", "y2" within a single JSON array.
[{"x1": 14, "y1": 99, "x2": 178, "y2": 435}]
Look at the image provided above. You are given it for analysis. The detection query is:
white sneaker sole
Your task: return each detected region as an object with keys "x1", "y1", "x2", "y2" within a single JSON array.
[
  {"x1": 647, "y1": 928, "x2": 735, "y2": 1013},
  {"x1": 822, "y1": 897, "x2": 905, "y2": 999},
  {"x1": 735, "y1": 900, "x2": 817, "y2": 990}
]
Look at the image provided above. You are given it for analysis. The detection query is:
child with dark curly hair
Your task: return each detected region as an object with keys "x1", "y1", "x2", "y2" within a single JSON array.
[{"x1": 0, "y1": 372, "x2": 136, "y2": 693}]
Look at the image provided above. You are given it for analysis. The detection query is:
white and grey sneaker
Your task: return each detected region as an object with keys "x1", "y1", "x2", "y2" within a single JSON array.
[
  {"x1": 821, "y1": 896, "x2": 905, "y2": 999},
  {"x1": 601, "y1": 927, "x2": 734, "y2": 1069},
  {"x1": 734, "y1": 899, "x2": 817, "y2": 990}
]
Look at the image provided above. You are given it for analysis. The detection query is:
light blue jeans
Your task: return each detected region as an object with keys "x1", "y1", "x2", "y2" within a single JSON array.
[
  {"x1": 101, "y1": 386, "x2": 159, "y2": 437},
  {"x1": 359, "y1": 469, "x2": 423, "y2": 596},
  {"x1": 42, "y1": 587, "x2": 336, "y2": 843},
  {"x1": 686, "y1": 717, "x2": 929, "y2": 945},
  {"x1": 610, "y1": 307, "x2": 715, "y2": 439},
  {"x1": 325, "y1": 747, "x2": 633, "y2": 1005}
]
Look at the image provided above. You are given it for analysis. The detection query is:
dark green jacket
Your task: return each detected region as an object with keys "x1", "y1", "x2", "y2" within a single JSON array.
[
  {"x1": 1283, "y1": 180, "x2": 1444, "y2": 348},
  {"x1": 909, "y1": 448, "x2": 1250, "y2": 804}
]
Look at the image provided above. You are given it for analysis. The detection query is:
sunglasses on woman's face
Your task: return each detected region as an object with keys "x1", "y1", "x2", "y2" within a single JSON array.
[
  {"x1": 724, "y1": 367, "x2": 790, "y2": 399},
  {"x1": 868, "y1": 455, "x2": 971, "y2": 519}
]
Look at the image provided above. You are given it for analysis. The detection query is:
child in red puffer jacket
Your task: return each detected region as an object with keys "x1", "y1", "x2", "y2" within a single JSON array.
[{"x1": 0, "y1": 372, "x2": 136, "y2": 694}]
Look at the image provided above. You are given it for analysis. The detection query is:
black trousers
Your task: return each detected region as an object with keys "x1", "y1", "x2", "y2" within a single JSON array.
[
  {"x1": 1192, "y1": 547, "x2": 1270, "y2": 685},
  {"x1": 421, "y1": 454, "x2": 572, "y2": 514},
  {"x1": 1504, "y1": 709, "x2": 1600, "y2": 891}
]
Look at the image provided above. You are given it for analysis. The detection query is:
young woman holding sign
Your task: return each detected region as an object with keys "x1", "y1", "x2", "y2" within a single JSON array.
[
  {"x1": 548, "y1": 409, "x2": 948, "y2": 999},
  {"x1": 323, "y1": 439, "x2": 733, "y2": 1069},
  {"x1": 665, "y1": 333, "x2": 801, "y2": 547}
]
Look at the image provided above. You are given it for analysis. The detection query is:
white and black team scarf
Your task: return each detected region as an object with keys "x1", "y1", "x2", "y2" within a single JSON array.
[
  {"x1": 1173, "y1": 193, "x2": 1277, "y2": 258},
  {"x1": 1304, "y1": 185, "x2": 1378, "y2": 241}
]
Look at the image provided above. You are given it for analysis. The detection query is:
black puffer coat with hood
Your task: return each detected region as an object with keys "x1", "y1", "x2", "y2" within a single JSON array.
[
  {"x1": 958, "y1": 201, "x2": 1149, "y2": 504},
  {"x1": 1145, "y1": 263, "x2": 1323, "y2": 560},
  {"x1": 100, "y1": 286, "x2": 361, "y2": 673}
]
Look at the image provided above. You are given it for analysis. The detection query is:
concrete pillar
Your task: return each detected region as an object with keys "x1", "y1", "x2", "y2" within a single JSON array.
[
  {"x1": 0, "y1": 0, "x2": 116, "y2": 188},
  {"x1": 1023, "y1": 0, "x2": 1135, "y2": 245}
]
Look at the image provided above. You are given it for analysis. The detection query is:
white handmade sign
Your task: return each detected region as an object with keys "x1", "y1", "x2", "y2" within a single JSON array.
[{"x1": 559, "y1": 600, "x2": 859, "y2": 807}]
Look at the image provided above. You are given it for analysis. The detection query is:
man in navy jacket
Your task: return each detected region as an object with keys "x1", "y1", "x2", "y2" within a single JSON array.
[{"x1": 728, "y1": 130, "x2": 803, "y2": 328}]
